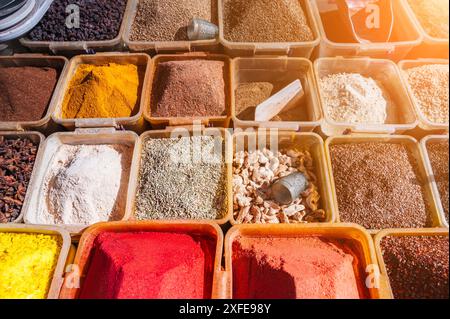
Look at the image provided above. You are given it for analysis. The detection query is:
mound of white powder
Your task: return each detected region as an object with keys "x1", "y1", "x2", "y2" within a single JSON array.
[
  {"x1": 319, "y1": 73, "x2": 388, "y2": 124},
  {"x1": 36, "y1": 144, "x2": 131, "y2": 225}
]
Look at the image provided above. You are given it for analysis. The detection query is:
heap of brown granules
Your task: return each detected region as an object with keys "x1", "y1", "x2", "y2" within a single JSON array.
[
  {"x1": 130, "y1": 0, "x2": 214, "y2": 41},
  {"x1": 381, "y1": 235, "x2": 449, "y2": 299},
  {"x1": 0, "y1": 137, "x2": 38, "y2": 223},
  {"x1": 427, "y1": 141, "x2": 449, "y2": 223},
  {"x1": 151, "y1": 60, "x2": 226, "y2": 118},
  {"x1": 223, "y1": 0, "x2": 314, "y2": 43},
  {"x1": 330, "y1": 142, "x2": 430, "y2": 229}
]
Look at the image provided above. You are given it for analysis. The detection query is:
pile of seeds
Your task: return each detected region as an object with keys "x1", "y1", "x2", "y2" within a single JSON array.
[
  {"x1": 404, "y1": 64, "x2": 449, "y2": 124},
  {"x1": 135, "y1": 136, "x2": 227, "y2": 220},
  {"x1": 223, "y1": 0, "x2": 314, "y2": 43},
  {"x1": 319, "y1": 73, "x2": 388, "y2": 124},
  {"x1": 408, "y1": 0, "x2": 449, "y2": 39},
  {"x1": 330, "y1": 142, "x2": 430, "y2": 229},
  {"x1": 381, "y1": 235, "x2": 449, "y2": 299},
  {"x1": 130, "y1": 0, "x2": 213, "y2": 41},
  {"x1": 0, "y1": 66, "x2": 58, "y2": 122},
  {"x1": 0, "y1": 137, "x2": 38, "y2": 223},
  {"x1": 233, "y1": 148, "x2": 325, "y2": 224},
  {"x1": 427, "y1": 141, "x2": 449, "y2": 223},
  {"x1": 28, "y1": 0, "x2": 127, "y2": 41},
  {"x1": 151, "y1": 60, "x2": 226, "y2": 118}
]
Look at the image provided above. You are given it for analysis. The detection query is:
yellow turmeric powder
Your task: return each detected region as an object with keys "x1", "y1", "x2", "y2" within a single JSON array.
[
  {"x1": 0, "y1": 232, "x2": 62, "y2": 299},
  {"x1": 62, "y1": 63, "x2": 139, "y2": 119}
]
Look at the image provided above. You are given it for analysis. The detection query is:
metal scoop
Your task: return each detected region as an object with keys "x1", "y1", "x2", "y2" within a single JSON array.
[{"x1": 187, "y1": 18, "x2": 218, "y2": 41}]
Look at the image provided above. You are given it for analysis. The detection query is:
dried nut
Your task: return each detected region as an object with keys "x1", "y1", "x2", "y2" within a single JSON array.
[{"x1": 236, "y1": 206, "x2": 250, "y2": 223}]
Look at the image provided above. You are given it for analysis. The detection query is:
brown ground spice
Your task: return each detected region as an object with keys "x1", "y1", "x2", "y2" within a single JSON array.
[
  {"x1": 427, "y1": 141, "x2": 449, "y2": 223},
  {"x1": 151, "y1": 60, "x2": 226, "y2": 118},
  {"x1": 223, "y1": 0, "x2": 314, "y2": 43},
  {"x1": 381, "y1": 236, "x2": 449, "y2": 299},
  {"x1": 330, "y1": 142, "x2": 430, "y2": 229},
  {"x1": 0, "y1": 67, "x2": 58, "y2": 122}
]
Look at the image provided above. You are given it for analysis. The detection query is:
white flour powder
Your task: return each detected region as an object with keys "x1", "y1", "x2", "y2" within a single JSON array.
[
  {"x1": 36, "y1": 144, "x2": 131, "y2": 225},
  {"x1": 320, "y1": 73, "x2": 388, "y2": 124}
]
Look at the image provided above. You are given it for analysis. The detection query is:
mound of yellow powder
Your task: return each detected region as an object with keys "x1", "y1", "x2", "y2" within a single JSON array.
[
  {"x1": 0, "y1": 232, "x2": 62, "y2": 299},
  {"x1": 62, "y1": 63, "x2": 139, "y2": 119}
]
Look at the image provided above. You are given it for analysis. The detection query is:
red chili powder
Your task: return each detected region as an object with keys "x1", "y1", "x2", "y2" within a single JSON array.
[
  {"x1": 232, "y1": 236, "x2": 364, "y2": 299},
  {"x1": 79, "y1": 232, "x2": 216, "y2": 299}
]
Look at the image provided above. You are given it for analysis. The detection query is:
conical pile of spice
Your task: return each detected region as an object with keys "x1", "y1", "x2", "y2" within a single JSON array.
[{"x1": 62, "y1": 63, "x2": 139, "y2": 119}]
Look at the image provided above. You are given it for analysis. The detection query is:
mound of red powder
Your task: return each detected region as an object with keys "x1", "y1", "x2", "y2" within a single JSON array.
[
  {"x1": 79, "y1": 232, "x2": 216, "y2": 299},
  {"x1": 232, "y1": 236, "x2": 364, "y2": 299}
]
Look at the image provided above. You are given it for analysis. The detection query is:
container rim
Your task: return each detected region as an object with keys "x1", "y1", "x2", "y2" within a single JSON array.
[{"x1": 0, "y1": 223, "x2": 72, "y2": 299}]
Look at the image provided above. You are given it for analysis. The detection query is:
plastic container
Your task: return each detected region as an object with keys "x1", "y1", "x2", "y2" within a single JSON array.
[
  {"x1": 374, "y1": 228, "x2": 449, "y2": 299},
  {"x1": 21, "y1": 128, "x2": 140, "y2": 234},
  {"x1": 0, "y1": 131, "x2": 45, "y2": 224},
  {"x1": 420, "y1": 135, "x2": 449, "y2": 228},
  {"x1": 315, "y1": 57, "x2": 418, "y2": 136},
  {"x1": 145, "y1": 53, "x2": 232, "y2": 129},
  {"x1": 218, "y1": 0, "x2": 320, "y2": 58},
  {"x1": 19, "y1": 0, "x2": 134, "y2": 54},
  {"x1": 123, "y1": 0, "x2": 220, "y2": 54},
  {"x1": 398, "y1": 59, "x2": 449, "y2": 133},
  {"x1": 223, "y1": 223, "x2": 386, "y2": 299},
  {"x1": 0, "y1": 0, "x2": 53, "y2": 43},
  {"x1": 0, "y1": 223, "x2": 71, "y2": 299},
  {"x1": 0, "y1": 54, "x2": 68, "y2": 133},
  {"x1": 401, "y1": 0, "x2": 449, "y2": 59},
  {"x1": 231, "y1": 131, "x2": 334, "y2": 224},
  {"x1": 311, "y1": 0, "x2": 423, "y2": 61},
  {"x1": 59, "y1": 220, "x2": 224, "y2": 299},
  {"x1": 232, "y1": 57, "x2": 322, "y2": 131},
  {"x1": 324, "y1": 134, "x2": 444, "y2": 232},
  {"x1": 128, "y1": 128, "x2": 233, "y2": 225},
  {"x1": 51, "y1": 53, "x2": 151, "y2": 132}
]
